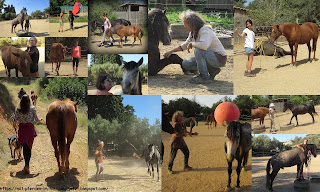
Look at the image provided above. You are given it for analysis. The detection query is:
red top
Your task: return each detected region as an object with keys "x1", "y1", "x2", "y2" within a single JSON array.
[{"x1": 72, "y1": 46, "x2": 81, "y2": 58}]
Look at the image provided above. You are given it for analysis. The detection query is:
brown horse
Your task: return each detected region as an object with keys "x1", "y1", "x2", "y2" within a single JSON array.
[
  {"x1": 46, "y1": 99, "x2": 79, "y2": 176},
  {"x1": 206, "y1": 114, "x2": 217, "y2": 129},
  {"x1": 270, "y1": 22, "x2": 319, "y2": 66},
  {"x1": 107, "y1": 25, "x2": 143, "y2": 47},
  {"x1": 251, "y1": 107, "x2": 269, "y2": 125},
  {"x1": 11, "y1": 7, "x2": 27, "y2": 33}
]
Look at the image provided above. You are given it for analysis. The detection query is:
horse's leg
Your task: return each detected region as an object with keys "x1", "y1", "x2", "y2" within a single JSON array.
[
  {"x1": 295, "y1": 115, "x2": 299, "y2": 126},
  {"x1": 270, "y1": 168, "x2": 280, "y2": 191},
  {"x1": 157, "y1": 163, "x2": 159, "y2": 181},
  {"x1": 226, "y1": 162, "x2": 232, "y2": 189},
  {"x1": 236, "y1": 159, "x2": 242, "y2": 188},
  {"x1": 313, "y1": 38, "x2": 317, "y2": 61},
  {"x1": 51, "y1": 138, "x2": 61, "y2": 174},
  {"x1": 65, "y1": 136, "x2": 74, "y2": 174},
  {"x1": 138, "y1": 33, "x2": 142, "y2": 45},
  {"x1": 294, "y1": 43, "x2": 298, "y2": 66},
  {"x1": 310, "y1": 112, "x2": 315, "y2": 123},
  {"x1": 307, "y1": 42, "x2": 311, "y2": 62},
  {"x1": 290, "y1": 44, "x2": 294, "y2": 66},
  {"x1": 52, "y1": 62, "x2": 54, "y2": 72},
  {"x1": 289, "y1": 115, "x2": 295, "y2": 125},
  {"x1": 15, "y1": 68, "x2": 18, "y2": 77},
  {"x1": 151, "y1": 164, "x2": 154, "y2": 178},
  {"x1": 132, "y1": 35, "x2": 137, "y2": 46}
]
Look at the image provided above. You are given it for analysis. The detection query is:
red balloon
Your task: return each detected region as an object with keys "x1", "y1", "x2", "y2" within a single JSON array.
[{"x1": 214, "y1": 102, "x2": 240, "y2": 126}]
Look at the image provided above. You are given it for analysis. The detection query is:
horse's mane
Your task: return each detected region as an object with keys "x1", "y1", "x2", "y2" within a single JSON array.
[
  {"x1": 226, "y1": 121, "x2": 240, "y2": 140},
  {"x1": 123, "y1": 61, "x2": 139, "y2": 71},
  {"x1": 148, "y1": 9, "x2": 164, "y2": 38}
]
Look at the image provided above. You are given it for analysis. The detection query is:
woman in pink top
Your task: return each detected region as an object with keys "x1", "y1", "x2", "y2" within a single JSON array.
[{"x1": 71, "y1": 40, "x2": 81, "y2": 76}]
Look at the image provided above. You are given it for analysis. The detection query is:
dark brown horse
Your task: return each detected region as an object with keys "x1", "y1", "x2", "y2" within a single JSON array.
[
  {"x1": 206, "y1": 114, "x2": 217, "y2": 129},
  {"x1": 148, "y1": 8, "x2": 183, "y2": 76},
  {"x1": 270, "y1": 22, "x2": 319, "y2": 66},
  {"x1": 11, "y1": 7, "x2": 27, "y2": 33},
  {"x1": 183, "y1": 117, "x2": 198, "y2": 133},
  {"x1": 107, "y1": 25, "x2": 143, "y2": 47},
  {"x1": 46, "y1": 99, "x2": 79, "y2": 176},
  {"x1": 266, "y1": 144, "x2": 317, "y2": 191},
  {"x1": 224, "y1": 121, "x2": 251, "y2": 191},
  {"x1": 251, "y1": 107, "x2": 269, "y2": 125},
  {"x1": 283, "y1": 102, "x2": 318, "y2": 126}
]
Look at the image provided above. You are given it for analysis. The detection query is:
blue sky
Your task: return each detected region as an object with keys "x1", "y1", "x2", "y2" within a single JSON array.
[
  {"x1": 253, "y1": 134, "x2": 307, "y2": 142},
  {"x1": 121, "y1": 0, "x2": 147, "y2": 5},
  {"x1": 162, "y1": 95, "x2": 239, "y2": 107},
  {"x1": 120, "y1": 54, "x2": 148, "y2": 65},
  {"x1": 3, "y1": 0, "x2": 49, "y2": 14},
  {"x1": 244, "y1": 0, "x2": 253, "y2": 6},
  {"x1": 122, "y1": 95, "x2": 161, "y2": 126}
]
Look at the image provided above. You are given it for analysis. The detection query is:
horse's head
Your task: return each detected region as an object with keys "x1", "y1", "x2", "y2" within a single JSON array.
[
  {"x1": 283, "y1": 102, "x2": 291, "y2": 112},
  {"x1": 21, "y1": 7, "x2": 27, "y2": 16},
  {"x1": 11, "y1": 49, "x2": 32, "y2": 77},
  {"x1": 65, "y1": 99, "x2": 79, "y2": 112},
  {"x1": 121, "y1": 57, "x2": 143, "y2": 95},
  {"x1": 149, "y1": 9, "x2": 171, "y2": 45},
  {"x1": 61, "y1": 44, "x2": 67, "y2": 59},
  {"x1": 270, "y1": 24, "x2": 282, "y2": 43},
  {"x1": 224, "y1": 120, "x2": 241, "y2": 162},
  {"x1": 307, "y1": 144, "x2": 317, "y2": 158}
]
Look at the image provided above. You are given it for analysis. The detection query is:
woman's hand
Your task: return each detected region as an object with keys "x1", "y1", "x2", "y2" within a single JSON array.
[
  {"x1": 235, "y1": 28, "x2": 238, "y2": 33},
  {"x1": 163, "y1": 51, "x2": 172, "y2": 58},
  {"x1": 187, "y1": 43, "x2": 192, "y2": 53}
]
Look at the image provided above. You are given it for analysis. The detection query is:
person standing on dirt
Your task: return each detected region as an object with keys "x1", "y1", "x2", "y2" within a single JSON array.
[
  {"x1": 68, "y1": 11, "x2": 74, "y2": 31},
  {"x1": 95, "y1": 140, "x2": 106, "y2": 181},
  {"x1": 58, "y1": 10, "x2": 65, "y2": 32},
  {"x1": 71, "y1": 40, "x2": 81, "y2": 76},
  {"x1": 14, "y1": 94, "x2": 42, "y2": 174},
  {"x1": 18, "y1": 88, "x2": 26, "y2": 99},
  {"x1": 269, "y1": 103, "x2": 276, "y2": 133},
  {"x1": 168, "y1": 111, "x2": 198, "y2": 174},
  {"x1": 163, "y1": 10, "x2": 227, "y2": 84},
  {"x1": 98, "y1": 13, "x2": 113, "y2": 47},
  {"x1": 25, "y1": 37, "x2": 39, "y2": 77},
  {"x1": 235, "y1": 19, "x2": 259, "y2": 77},
  {"x1": 95, "y1": 74, "x2": 113, "y2": 95}
]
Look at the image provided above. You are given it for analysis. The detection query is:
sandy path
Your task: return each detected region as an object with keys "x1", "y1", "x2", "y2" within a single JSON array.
[
  {"x1": 0, "y1": 84, "x2": 88, "y2": 191},
  {"x1": 162, "y1": 122, "x2": 251, "y2": 192},
  {"x1": 252, "y1": 105, "x2": 320, "y2": 134},
  {"x1": 0, "y1": 19, "x2": 49, "y2": 37},
  {"x1": 148, "y1": 40, "x2": 233, "y2": 95},
  {"x1": 252, "y1": 156, "x2": 320, "y2": 192},
  {"x1": 49, "y1": 23, "x2": 88, "y2": 37},
  {"x1": 45, "y1": 59, "x2": 88, "y2": 77},
  {"x1": 88, "y1": 34, "x2": 148, "y2": 54},
  {"x1": 234, "y1": 38, "x2": 320, "y2": 95},
  {"x1": 0, "y1": 47, "x2": 45, "y2": 77},
  {"x1": 88, "y1": 85, "x2": 148, "y2": 95},
  {"x1": 87, "y1": 157, "x2": 161, "y2": 192}
]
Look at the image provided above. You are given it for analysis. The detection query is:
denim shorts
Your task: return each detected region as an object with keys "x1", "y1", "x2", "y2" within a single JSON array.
[{"x1": 245, "y1": 47, "x2": 254, "y2": 54}]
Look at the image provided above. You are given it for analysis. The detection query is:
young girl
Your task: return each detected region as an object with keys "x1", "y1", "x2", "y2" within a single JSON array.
[
  {"x1": 58, "y1": 10, "x2": 65, "y2": 32},
  {"x1": 235, "y1": 19, "x2": 258, "y2": 77},
  {"x1": 95, "y1": 140, "x2": 106, "y2": 181},
  {"x1": 71, "y1": 40, "x2": 81, "y2": 76},
  {"x1": 168, "y1": 111, "x2": 198, "y2": 174},
  {"x1": 14, "y1": 94, "x2": 42, "y2": 174},
  {"x1": 98, "y1": 13, "x2": 113, "y2": 47},
  {"x1": 269, "y1": 103, "x2": 275, "y2": 133}
]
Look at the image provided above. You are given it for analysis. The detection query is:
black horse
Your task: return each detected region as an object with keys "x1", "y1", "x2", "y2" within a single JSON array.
[
  {"x1": 183, "y1": 117, "x2": 198, "y2": 133},
  {"x1": 161, "y1": 112, "x2": 174, "y2": 162},
  {"x1": 283, "y1": 102, "x2": 318, "y2": 126},
  {"x1": 148, "y1": 8, "x2": 183, "y2": 76},
  {"x1": 224, "y1": 121, "x2": 251, "y2": 191},
  {"x1": 266, "y1": 144, "x2": 317, "y2": 191}
]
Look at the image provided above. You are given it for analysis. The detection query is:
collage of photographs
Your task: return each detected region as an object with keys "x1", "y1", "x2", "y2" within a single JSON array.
[{"x1": 1, "y1": 0, "x2": 320, "y2": 192}]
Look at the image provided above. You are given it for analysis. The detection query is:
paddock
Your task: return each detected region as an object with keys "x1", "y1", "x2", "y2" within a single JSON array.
[
  {"x1": 234, "y1": 37, "x2": 320, "y2": 95},
  {"x1": 0, "y1": 19, "x2": 49, "y2": 37},
  {"x1": 148, "y1": 40, "x2": 233, "y2": 95},
  {"x1": 252, "y1": 105, "x2": 320, "y2": 134},
  {"x1": 162, "y1": 121, "x2": 252, "y2": 191},
  {"x1": 252, "y1": 156, "x2": 320, "y2": 192},
  {"x1": 87, "y1": 156, "x2": 161, "y2": 191},
  {"x1": 49, "y1": 23, "x2": 88, "y2": 37},
  {"x1": 0, "y1": 46, "x2": 45, "y2": 77},
  {"x1": 45, "y1": 59, "x2": 88, "y2": 77}
]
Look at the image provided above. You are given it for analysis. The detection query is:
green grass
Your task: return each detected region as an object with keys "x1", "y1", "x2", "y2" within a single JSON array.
[{"x1": 49, "y1": 17, "x2": 88, "y2": 23}]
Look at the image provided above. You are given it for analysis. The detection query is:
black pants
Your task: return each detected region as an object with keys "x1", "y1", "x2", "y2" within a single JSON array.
[
  {"x1": 168, "y1": 146, "x2": 189, "y2": 170},
  {"x1": 73, "y1": 58, "x2": 79, "y2": 67},
  {"x1": 23, "y1": 144, "x2": 31, "y2": 168}
]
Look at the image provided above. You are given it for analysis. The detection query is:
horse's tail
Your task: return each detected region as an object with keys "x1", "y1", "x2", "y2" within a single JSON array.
[
  {"x1": 266, "y1": 158, "x2": 271, "y2": 189},
  {"x1": 57, "y1": 104, "x2": 66, "y2": 171}
]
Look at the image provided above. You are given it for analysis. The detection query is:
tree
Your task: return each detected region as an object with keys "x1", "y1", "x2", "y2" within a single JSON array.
[
  {"x1": 234, "y1": 0, "x2": 247, "y2": 8},
  {"x1": 90, "y1": 54, "x2": 123, "y2": 65},
  {"x1": 31, "y1": 10, "x2": 44, "y2": 19},
  {"x1": 233, "y1": 95, "x2": 252, "y2": 119}
]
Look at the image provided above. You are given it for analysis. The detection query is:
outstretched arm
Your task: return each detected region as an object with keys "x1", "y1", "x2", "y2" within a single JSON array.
[{"x1": 235, "y1": 28, "x2": 246, "y2": 38}]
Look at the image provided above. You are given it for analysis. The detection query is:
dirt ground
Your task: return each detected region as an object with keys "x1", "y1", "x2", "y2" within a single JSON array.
[
  {"x1": 0, "y1": 19, "x2": 49, "y2": 37},
  {"x1": 252, "y1": 156, "x2": 320, "y2": 192},
  {"x1": 162, "y1": 121, "x2": 252, "y2": 192},
  {"x1": 252, "y1": 105, "x2": 320, "y2": 134},
  {"x1": 87, "y1": 157, "x2": 161, "y2": 192},
  {"x1": 234, "y1": 37, "x2": 320, "y2": 95},
  {"x1": 0, "y1": 47, "x2": 45, "y2": 77},
  {"x1": 148, "y1": 40, "x2": 233, "y2": 95},
  {"x1": 88, "y1": 85, "x2": 148, "y2": 95},
  {"x1": 49, "y1": 23, "x2": 88, "y2": 37},
  {"x1": 0, "y1": 83, "x2": 88, "y2": 191},
  {"x1": 88, "y1": 33, "x2": 148, "y2": 54},
  {"x1": 45, "y1": 59, "x2": 88, "y2": 77}
]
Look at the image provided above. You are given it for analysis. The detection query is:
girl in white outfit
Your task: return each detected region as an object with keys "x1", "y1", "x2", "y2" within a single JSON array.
[
  {"x1": 269, "y1": 103, "x2": 275, "y2": 133},
  {"x1": 235, "y1": 19, "x2": 258, "y2": 77},
  {"x1": 98, "y1": 13, "x2": 113, "y2": 47}
]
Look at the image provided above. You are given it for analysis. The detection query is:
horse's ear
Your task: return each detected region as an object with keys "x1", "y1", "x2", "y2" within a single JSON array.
[
  {"x1": 223, "y1": 120, "x2": 228, "y2": 127},
  {"x1": 74, "y1": 101, "x2": 79, "y2": 106},
  {"x1": 276, "y1": 25, "x2": 280, "y2": 30},
  {"x1": 163, "y1": 9, "x2": 167, "y2": 15},
  {"x1": 12, "y1": 52, "x2": 20, "y2": 57},
  {"x1": 137, "y1": 57, "x2": 143, "y2": 66}
]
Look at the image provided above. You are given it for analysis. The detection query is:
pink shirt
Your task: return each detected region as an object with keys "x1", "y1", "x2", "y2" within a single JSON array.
[{"x1": 72, "y1": 46, "x2": 81, "y2": 58}]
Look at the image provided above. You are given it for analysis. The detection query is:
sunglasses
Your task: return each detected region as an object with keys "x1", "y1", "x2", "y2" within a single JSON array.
[{"x1": 105, "y1": 77, "x2": 112, "y2": 82}]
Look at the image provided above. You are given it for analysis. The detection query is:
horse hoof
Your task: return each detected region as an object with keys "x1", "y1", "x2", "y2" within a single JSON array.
[
  {"x1": 224, "y1": 186, "x2": 232, "y2": 192},
  {"x1": 235, "y1": 187, "x2": 241, "y2": 192}
]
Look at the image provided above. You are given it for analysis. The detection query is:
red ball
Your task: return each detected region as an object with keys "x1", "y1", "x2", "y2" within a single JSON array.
[{"x1": 214, "y1": 102, "x2": 240, "y2": 126}]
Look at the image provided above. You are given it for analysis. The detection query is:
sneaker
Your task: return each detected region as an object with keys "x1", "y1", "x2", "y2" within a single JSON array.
[
  {"x1": 58, "y1": 30, "x2": 60, "y2": 32},
  {"x1": 184, "y1": 165, "x2": 192, "y2": 171},
  {"x1": 189, "y1": 75, "x2": 210, "y2": 84},
  {"x1": 246, "y1": 72, "x2": 256, "y2": 77},
  {"x1": 98, "y1": 42, "x2": 103, "y2": 47},
  {"x1": 209, "y1": 68, "x2": 221, "y2": 81},
  {"x1": 168, "y1": 169, "x2": 173, "y2": 174}
]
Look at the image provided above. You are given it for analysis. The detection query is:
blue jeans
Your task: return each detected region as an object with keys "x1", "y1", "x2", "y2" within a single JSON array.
[{"x1": 182, "y1": 48, "x2": 221, "y2": 78}]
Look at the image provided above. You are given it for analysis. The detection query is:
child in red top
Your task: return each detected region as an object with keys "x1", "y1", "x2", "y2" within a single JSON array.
[{"x1": 71, "y1": 40, "x2": 81, "y2": 76}]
